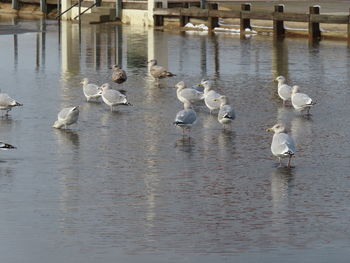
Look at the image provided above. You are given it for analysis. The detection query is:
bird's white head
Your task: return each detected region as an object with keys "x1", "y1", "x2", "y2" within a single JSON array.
[
  {"x1": 214, "y1": 95, "x2": 229, "y2": 106},
  {"x1": 266, "y1": 123, "x2": 286, "y2": 134},
  {"x1": 100, "y1": 83, "x2": 111, "y2": 91},
  {"x1": 275, "y1": 76, "x2": 286, "y2": 83},
  {"x1": 148, "y1": 59, "x2": 157, "y2": 66},
  {"x1": 174, "y1": 81, "x2": 185, "y2": 90},
  {"x1": 112, "y1": 64, "x2": 121, "y2": 70},
  {"x1": 292, "y1": 85, "x2": 300, "y2": 94},
  {"x1": 81, "y1": 78, "x2": 89, "y2": 86},
  {"x1": 200, "y1": 79, "x2": 211, "y2": 91}
]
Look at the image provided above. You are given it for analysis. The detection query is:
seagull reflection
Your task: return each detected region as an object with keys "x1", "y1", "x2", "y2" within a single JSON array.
[
  {"x1": 291, "y1": 115, "x2": 313, "y2": 151},
  {"x1": 54, "y1": 129, "x2": 80, "y2": 147},
  {"x1": 271, "y1": 167, "x2": 294, "y2": 215},
  {"x1": 276, "y1": 106, "x2": 294, "y2": 125},
  {"x1": 174, "y1": 137, "x2": 195, "y2": 154},
  {"x1": 218, "y1": 129, "x2": 236, "y2": 156}
]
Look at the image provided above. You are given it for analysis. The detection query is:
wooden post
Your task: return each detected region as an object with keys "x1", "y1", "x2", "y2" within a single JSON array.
[
  {"x1": 179, "y1": 9, "x2": 189, "y2": 27},
  {"x1": 12, "y1": 0, "x2": 19, "y2": 10},
  {"x1": 348, "y1": 8, "x2": 350, "y2": 47},
  {"x1": 200, "y1": 0, "x2": 206, "y2": 9},
  {"x1": 207, "y1": 3, "x2": 219, "y2": 30},
  {"x1": 40, "y1": 0, "x2": 47, "y2": 14},
  {"x1": 273, "y1": 4, "x2": 285, "y2": 37},
  {"x1": 116, "y1": 0, "x2": 122, "y2": 19},
  {"x1": 309, "y1": 6, "x2": 321, "y2": 40},
  {"x1": 240, "y1": 3, "x2": 251, "y2": 33},
  {"x1": 154, "y1": 2, "x2": 164, "y2": 27}
]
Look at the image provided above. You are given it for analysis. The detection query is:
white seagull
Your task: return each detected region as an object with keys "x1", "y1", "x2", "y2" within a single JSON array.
[
  {"x1": 173, "y1": 81, "x2": 204, "y2": 105},
  {"x1": 201, "y1": 80, "x2": 222, "y2": 113},
  {"x1": 275, "y1": 76, "x2": 292, "y2": 105},
  {"x1": 53, "y1": 106, "x2": 80, "y2": 129},
  {"x1": 266, "y1": 123, "x2": 296, "y2": 168},
  {"x1": 173, "y1": 101, "x2": 197, "y2": 136},
  {"x1": 81, "y1": 78, "x2": 102, "y2": 102},
  {"x1": 215, "y1": 95, "x2": 235, "y2": 129},
  {"x1": 101, "y1": 83, "x2": 131, "y2": 111},
  {"x1": 291, "y1": 85, "x2": 315, "y2": 115},
  {"x1": 0, "y1": 93, "x2": 23, "y2": 115},
  {"x1": 148, "y1": 59, "x2": 176, "y2": 80}
]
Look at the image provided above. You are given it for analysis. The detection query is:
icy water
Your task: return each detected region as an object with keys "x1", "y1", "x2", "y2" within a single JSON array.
[{"x1": 1, "y1": 18, "x2": 350, "y2": 263}]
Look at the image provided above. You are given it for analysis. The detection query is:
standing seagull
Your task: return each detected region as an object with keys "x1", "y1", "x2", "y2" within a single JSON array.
[
  {"x1": 275, "y1": 76, "x2": 292, "y2": 105},
  {"x1": 173, "y1": 101, "x2": 197, "y2": 136},
  {"x1": 52, "y1": 106, "x2": 79, "y2": 129},
  {"x1": 266, "y1": 123, "x2": 296, "y2": 168},
  {"x1": 111, "y1": 65, "x2": 127, "y2": 84},
  {"x1": 201, "y1": 80, "x2": 222, "y2": 114},
  {"x1": 291, "y1": 86, "x2": 315, "y2": 115},
  {"x1": 81, "y1": 78, "x2": 102, "y2": 102},
  {"x1": 173, "y1": 81, "x2": 204, "y2": 105},
  {"x1": 215, "y1": 96, "x2": 235, "y2": 129},
  {"x1": 101, "y1": 83, "x2": 131, "y2": 111},
  {"x1": 0, "y1": 93, "x2": 23, "y2": 116},
  {"x1": 148, "y1": 59, "x2": 175, "y2": 81}
]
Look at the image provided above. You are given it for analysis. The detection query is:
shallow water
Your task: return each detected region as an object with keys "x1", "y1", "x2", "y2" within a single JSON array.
[{"x1": 0, "y1": 18, "x2": 350, "y2": 262}]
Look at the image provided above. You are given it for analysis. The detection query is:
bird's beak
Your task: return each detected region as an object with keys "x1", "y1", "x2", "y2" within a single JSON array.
[
  {"x1": 266, "y1": 128, "x2": 273, "y2": 132},
  {"x1": 198, "y1": 84, "x2": 203, "y2": 87}
]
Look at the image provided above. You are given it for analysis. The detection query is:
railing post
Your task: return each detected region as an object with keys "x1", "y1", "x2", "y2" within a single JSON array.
[
  {"x1": 154, "y1": 2, "x2": 164, "y2": 27},
  {"x1": 12, "y1": 0, "x2": 19, "y2": 10},
  {"x1": 309, "y1": 5, "x2": 321, "y2": 40},
  {"x1": 273, "y1": 4, "x2": 285, "y2": 37},
  {"x1": 207, "y1": 3, "x2": 218, "y2": 30},
  {"x1": 40, "y1": 0, "x2": 47, "y2": 14},
  {"x1": 179, "y1": 8, "x2": 189, "y2": 27},
  {"x1": 116, "y1": 0, "x2": 122, "y2": 19},
  {"x1": 240, "y1": 3, "x2": 251, "y2": 33},
  {"x1": 348, "y1": 8, "x2": 350, "y2": 47},
  {"x1": 94, "y1": 0, "x2": 101, "y2": 7},
  {"x1": 200, "y1": 0, "x2": 206, "y2": 9}
]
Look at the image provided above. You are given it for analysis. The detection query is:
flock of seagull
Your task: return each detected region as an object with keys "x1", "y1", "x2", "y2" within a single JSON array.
[{"x1": 0, "y1": 60, "x2": 315, "y2": 168}]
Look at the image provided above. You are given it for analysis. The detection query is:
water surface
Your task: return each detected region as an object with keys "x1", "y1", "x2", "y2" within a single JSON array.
[{"x1": 0, "y1": 18, "x2": 350, "y2": 263}]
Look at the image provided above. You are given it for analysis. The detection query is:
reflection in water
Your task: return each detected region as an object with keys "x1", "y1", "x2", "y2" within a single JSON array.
[
  {"x1": 54, "y1": 129, "x2": 80, "y2": 148},
  {"x1": 272, "y1": 38, "x2": 288, "y2": 79},
  {"x1": 290, "y1": 115, "x2": 313, "y2": 152},
  {"x1": 174, "y1": 137, "x2": 195, "y2": 154}
]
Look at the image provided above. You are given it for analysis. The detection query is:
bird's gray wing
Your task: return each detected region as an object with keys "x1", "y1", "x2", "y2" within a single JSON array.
[
  {"x1": 293, "y1": 93, "x2": 313, "y2": 107},
  {"x1": 175, "y1": 109, "x2": 196, "y2": 124},
  {"x1": 180, "y1": 89, "x2": 204, "y2": 102},
  {"x1": 272, "y1": 133, "x2": 295, "y2": 156},
  {"x1": 278, "y1": 84, "x2": 292, "y2": 100},
  {"x1": 84, "y1": 84, "x2": 100, "y2": 96},
  {"x1": 0, "y1": 93, "x2": 16, "y2": 107},
  {"x1": 104, "y1": 90, "x2": 127, "y2": 104},
  {"x1": 58, "y1": 107, "x2": 72, "y2": 121}
]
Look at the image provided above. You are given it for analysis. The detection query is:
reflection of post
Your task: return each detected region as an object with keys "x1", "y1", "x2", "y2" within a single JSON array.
[
  {"x1": 94, "y1": 27, "x2": 101, "y2": 70},
  {"x1": 212, "y1": 35, "x2": 219, "y2": 77},
  {"x1": 147, "y1": 28, "x2": 168, "y2": 76},
  {"x1": 36, "y1": 33, "x2": 40, "y2": 70},
  {"x1": 13, "y1": 34, "x2": 18, "y2": 69},
  {"x1": 272, "y1": 38, "x2": 288, "y2": 79},
  {"x1": 61, "y1": 21, "x2": 80, "y2": 74},
  {"x1": 116, "y1": 25, "x2": 123, "y2": 66},
  {"x1": 40, "y1": 18, "x2": 46, "y2": 67},
  {"x1": 200, "y1": 37, "x2": 207, "y2": 76}
]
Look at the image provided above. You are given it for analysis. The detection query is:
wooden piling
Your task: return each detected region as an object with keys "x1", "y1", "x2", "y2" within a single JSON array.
[
  {"x1": 348, "y1": 8, "x2": 350, "y2": 47},
  {"x1": 207, "y1": 3, "x2": 219, "y2": 30},
  {"x1": 179, "y1": 9, "x2": 190, "y2": 27},
  {"x1": 12, "y1": 0, "x2": 19, "y2": 10},
  {"x1": 309, "y1": 6, "x2": 321, "y2": 40},
  {"x1": 273, "y1": 5, "x2": 285, "y2": 37},
  {"x1": 40, "y1": 0, "x2": 47, "y2": 14},
  {"x1": 154, "y1": 2, "x2": 164, "y2": 27},
  {"x1": 240, "y1": 3, "x2": 251, "y2": 33},
  {"x1": 200, "y1": 0, "x2": 206, "y2": 9}
]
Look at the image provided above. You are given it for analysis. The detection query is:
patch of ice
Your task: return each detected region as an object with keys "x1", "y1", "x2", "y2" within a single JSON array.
[{"x1": 184, "y1": 23, "x2": 208, "y2": 31}]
